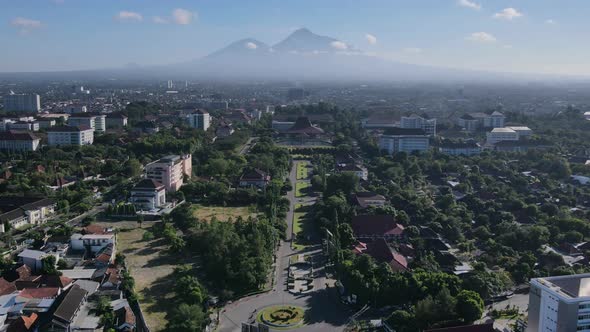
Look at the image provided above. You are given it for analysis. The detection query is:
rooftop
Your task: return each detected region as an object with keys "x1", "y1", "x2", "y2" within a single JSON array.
[
  {"x1": 382, "y1": 127, "x2": 427, "y2": 136},
  {"x1": 535, "y1": 273, "x2": 590, "y2": 299}
]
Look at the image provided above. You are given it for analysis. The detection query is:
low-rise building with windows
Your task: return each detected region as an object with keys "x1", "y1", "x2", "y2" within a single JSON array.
[{"x1": 47, "y1": 126, "x2": 94, "y2": 146}]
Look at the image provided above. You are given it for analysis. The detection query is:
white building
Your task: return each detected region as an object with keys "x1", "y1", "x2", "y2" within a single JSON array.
[
  {"x1": 401, "y1": 114, "x2": 437, "y2": 136},
  {"x1": 68, "y1": 113, "x2": 106, "y2": 133},
  {"x1": 506, "y1": 126, "x2": 533, "y2": 138},
  {"x1": 47, "y1": 126, "x2": 94, "y2": 146},
  {"x1": 0, "y1": 131, "x2": 40, "y2": 151},
  {"x1": 18, "y1": 249, "x2": 58, "y2": 273},
  {"x1": 130, "y1": 179, "x2": 166, "y2": 211},
  {"x1": 457, "y1": 111, "x2": 505, "y2": 131},
  {"x1": 486, "y1": 127, "x2": 519, "y2": 145},
  {"x1": 145, "y1": 154, "x2": 192, "y2": 192},
  {"x1": 378, "y1": 128, "x2": 430, "y2": 154},
  {"x1": 528, "y1": 273, "x2": 590, "y2": 332},
  {"x1": 4, "y1": 93, "x2": 41, "y2": 113},
  {"x1": 63, "y1": 104, "x2": 87, "y2": 114},
  {"x1": 8, "y1": 121, "x2": 39, "y2": 132},
  {"x1": 187, "y1": 110, "x2": 210, "y2": 131},
  {"x1": 70, "y1": 233, "x2": 115, "y2": 254},
  {"x1": 439, "y1": 140, "x2": 481, "y2": 156}
]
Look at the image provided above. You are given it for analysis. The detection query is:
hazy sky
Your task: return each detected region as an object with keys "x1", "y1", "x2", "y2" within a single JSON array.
[{"x1": 1, "y1": 0, "x2": 588, "y2": 75}]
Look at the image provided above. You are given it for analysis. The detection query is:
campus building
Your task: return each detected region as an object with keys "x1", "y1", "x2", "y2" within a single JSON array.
[
  {"x1": 4, "y1": 93, "x2": 41, "y2": 113},
  {"x1": 187, "y1": 110, "x2": 211, "y2": 131},
  {"x1": 47, "y1": 126, "x2": 94, "y2": 146},
  {"x1": 378, "y1": 128, "x2": 430, "y2": 154},
  {"x1": 144, "y1": 154, "x2": 192, "y2": 192}
]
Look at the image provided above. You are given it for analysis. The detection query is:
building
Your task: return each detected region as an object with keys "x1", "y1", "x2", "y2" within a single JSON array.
[
  {"x1": 67, "y1": 113, "x2": 106, "y2": 133},
  {"x1": 145, "y1": 154, "x2": 192, "y2": 192},
  {"x1": 216, "y1": 122, "x2": 235, "y2": 138},
  {"x1": 36, "y1": 118, "x2": 56, "y2": 129},
  {"x1": 351, "y1": 215, "x2": 405, "y2": 240},
  {"x1": 63, "y1": 104, "x2": 87, "y2": 114},
  {"x1": 506, "y1": 126, "x2": 533, "y2": 138},
  {"x1": 47, "y1": 126, "x2": 94, "y2": 146},
  {"x1": 105, "y1": 113, "x2": 128, "y2": 129},
  {"x1": 8, "y1": 121, "x2": 39, "y2": 132},
  {"x1": 3, "y1": 94, "x2": 41, "y2": 113},
  {"x1": 361, "y1": 114, "x2": 399, "y2": 129},
  {"x1": 378, "y1": 128, "x2": 430, "y2": 154},
  {"x1": 527, "y1": 273, "x2": 590, "y2": 332},
  {"x1": 0, "y1": 197, "x2": 56, "y2": 232},
  {"x1": 425, "y1": 323, "x2": 495, "y2": 332},
  {"x1": 457, "y1": 111, "x2": 505, "y2": 131},
  {"x1": 354, "y1": 238, "x2": 408, "y2": 272},
  {"x1": 486, "y1": 127, "x2": 519, "y2": 145},
  {"x1": 457, "y1": 114, "x2": 480, "y2": 132},
  {"x1": 130, "y1": 179, "x2": 166, "y2": 211},
  {"x1": 0, "y1": 131, "x2": 40, "y2": 152},
  {"x1": 47, "y1": 285, "x2": 88, "y2": 331},
  {"x1": 439, "y1": 140, "x2": 481, "y2": 156},
  {"x1": 70, "y1": 233, "x2": 115, "y2": 254},
  {"x1": 187, "y1": 110, "x2": 211, "y2": 131},
  {"x1": 337, "y1": 164, "x2": 368, "y2": 181},
  {"x1": 351, "y1": 192, "x2": 387, "y2": 209},
  {"x1": 239, "y1": 169, "x2": 271, "y2": 188},
  {"x1": 401, "y1": 114, "x2": 437, "y2": 136},
  {"x1": 18, "y1": 250, "x2": 58, "y2": 274},
  {"x1": 271, "y1": 121, "x2": 295, "y2": 132}
]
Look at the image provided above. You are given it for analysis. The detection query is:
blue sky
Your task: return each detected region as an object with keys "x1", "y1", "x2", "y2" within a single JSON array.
[{"x1": 1, "y1": 0, "x2": 588, "y2": 75}]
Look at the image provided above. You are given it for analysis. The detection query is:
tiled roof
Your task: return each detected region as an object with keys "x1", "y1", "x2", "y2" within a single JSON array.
[
  {"x1": 0, "y1": 131, "x2": 39, "y2": 141},
  {"x1": 133, "y1": 178, "x2": 164, "y2": 190},
  {"x1": 19, "y1": 287, "x2": 59, "y2": 299},
  {"x1": 53, "y1": 285, "x2": 87, "y2": 323},
  {"x1": 351, "y1": 215, "x2": 404, "y2": 237}
]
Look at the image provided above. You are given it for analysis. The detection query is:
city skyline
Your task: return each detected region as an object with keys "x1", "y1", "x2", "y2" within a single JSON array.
[{"x1": 1, "y1": 0, "x2": 588, "y2": 77}]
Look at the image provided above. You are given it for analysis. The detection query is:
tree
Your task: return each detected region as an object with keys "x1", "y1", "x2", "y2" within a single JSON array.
[
  {"x1": 166, "y1": 303, "x2": 207, "y2": 332},
  {"x1": 455, "y1": 290, "x2": 484, "y2": 323},
  {"x1": 41, "y1": 256, "x2": 61, "y2": 276},
  {"x1": 123, "y1": 158, "x2": 143, "y2": 178}
]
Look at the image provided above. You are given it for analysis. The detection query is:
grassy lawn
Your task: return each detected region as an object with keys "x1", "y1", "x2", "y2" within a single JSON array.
[
  {"x1": 94, "y1": 220, "x2": 195, "y2": 331},
  {"x1": 296, "y1": 163, "x2": 308, "y2": 180},
  {"x1": 292, "y1": 204, "x2": 311, "y2": 251},
  {"x1": 192, "y1": 204, "x2": 258, "y2": 222},
  {"x1": 295, "y1": 182, "x2": 309, "y2": 198}
]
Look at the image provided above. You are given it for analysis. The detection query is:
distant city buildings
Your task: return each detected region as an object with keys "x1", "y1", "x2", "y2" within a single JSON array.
[
  {"x1": 0, "y1": 131, "x2": 40, "y2": 152},
  {"x1": 400, "y1": 114, "x2": 437, "y2": 136},
  {"x1": 3, "y1": 93, "x2": 41, "y2": 113},
  {"x1": 63, "y1": 104, "x2": 87, "y2": 114},
  {"x1": 457, "y1": 111, "x2": 505, "y2": 131},
  {"x1": 144, "y1": 154, "x2": 192, "y2": 192},
  {"x1": 105, "y1": 113, "x2": 128, "y2": 129},
  {"x1": 68, "y1": 113, "x2": 106, "y2": 133},
  {"x1": 47, "y1": 126, "x2": 94, "y2": 146},
  {"x1": 528, "y1": 273, "x2": 590, "y2": 332},
  {"x1": 186, "y1": 110, "x2": 211, "y2": 131},
  {"x1": 378, "y1": 128, "x2": 430, "y2": 154},
  {"x1": 216, "y1": 122, "x2": 235, "y2": 138},
  {"x1": 438, "y1": 139, "x2": 481, "y2": 156}
]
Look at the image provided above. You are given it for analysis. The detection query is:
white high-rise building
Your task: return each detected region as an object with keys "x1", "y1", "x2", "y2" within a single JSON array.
[
  {"x1": 4, "y1": 94, "x2": 41, "y2": 113},
  {"x1": 187, "y1": 110, "x2": 210, "y2": 131},
  {"x1": 528, "y1": 274, "x2": 590, "y2": 332}
]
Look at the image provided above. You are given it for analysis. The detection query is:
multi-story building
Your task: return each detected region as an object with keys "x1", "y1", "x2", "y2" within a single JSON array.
[
  {"x1": 378, "y1": 128, "x2": 430, "y2": 154},
  {"x1": 0, "y1": 131, "x2": 40, "y2": 152},
  {"x1": 528, "y1": 273, "x2": 590, "y2": 332},
  {"x1": 8, "y1": 121, "x2": 39, "y2": 132},
  {"x1": 105, "y1": 113, "x2": 128, "y2": 129},
  {"x1": 486, "y1": 127, "x2": 519, "y2": 145},
  {"x1": 506, "y1": 126, "x2": 533, "y2": 138},
  {"x1": 3, "y1": 93, "x2": 41, "y2": 113},
  {"x1": 401, "y1": 114, "x2": 437, "y2": 136},
  {"x1": 130, "y1": 179, "x2": 166, "y2": 211},
  {"x1": 0, "y1": 197, "x2": 56, "y2": 232},
  {"x1": 457, "y1": 111, "x2": 506, "y2": 131},
  {"x1": 145, "y1": 154, "x2": 192, "y2": 192},
  {"x1": 68, "y1": 113, "x2": 106, "y2": 133},
  {"x1": 63, "y1": 104, "x2": 87, "y2": 114},
  {"x1": 439, "y1": 140, "x2": 481, "y2": 156},
  {"x1": 47, "y1": 126, "x2": 94, "y2": 146},
  {"x1": 186, "y1": 110, "x2": 210, "y2": 131}
]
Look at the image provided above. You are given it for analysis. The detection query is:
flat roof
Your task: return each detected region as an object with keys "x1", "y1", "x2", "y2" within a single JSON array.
[
  {"x1": 534, "y1": 273, "x2": 590, "y2": 299},
  {"x1": 490, "y1": 127, "x2": 516, "y2": 133}
]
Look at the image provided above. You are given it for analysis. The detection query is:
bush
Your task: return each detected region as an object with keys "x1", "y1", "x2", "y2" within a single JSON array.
[{"x1": 142, "y1": 231, "x2": 155, "y2": 241}]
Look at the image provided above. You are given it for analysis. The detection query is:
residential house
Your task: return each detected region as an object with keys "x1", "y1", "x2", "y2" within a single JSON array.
[
  {"x1": 239, "y1": 169, "x2": 271, "y2": 188},
  {"x1": 0, "y1": 197, "x2": 56, "y2": 232},
  {"x1": 354, "y1": 238, "x2": 409, "y2": 272},
  {"x1": 351, "y1": 192, "x2": 387, "y2": 209},
  {"x1": 7, "y1": 312, "x2": 37, "y2": 332},
  {"x1": 70, "y1": 233, "x2": 115, "y2": 254},
  {"x1": 130, "y1": 179, "x2": 166, "y2": 211},
  {"x1": 111, "y1": 299, "x2": 136, "y2": 332},
  {"x1": 351, "y1": 215, "x2": 405, "y2": 240},
  {"x1": 47, "y1": 285, "x2": 88, "y2": 331},
  {"x1": 144, "y1": 154, "x2": 192, "y2": 192},
  {"x1": 17, "y1": 250, "x2": 58, "y2": 274},
  {"x1": 0, "y1": 131, "x2": 40, "y2": 152}
]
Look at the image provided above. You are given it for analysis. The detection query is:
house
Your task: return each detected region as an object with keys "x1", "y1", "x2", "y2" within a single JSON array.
[
  {"x1": 0, "y1": 131, "x2": 40, "y2": 152},
  {"x1": 354, "y1": 239, "x2": 409, "y2": 272},
  {"x1": 47, "y1": 285, "x2": 88, "y2": 331},
  {"x1": 145, "y1": 154, "x2": 192, "y2": 192},
  {"x1": 111, "y1": 299, "x2": 136, "y2": 332},
  {"x1": 424, "y1": 323, "x2": 495, "y2": 332},
  {"x1": 337, "y1": 164, "x2": 368, "y2": 181},
  {"x1": 0, "y1": 279, "x2": 16, "y2": 296},
  {"x1": 239, "y1": 169, "x2": 271, "y2": 188},
  {"x1": 378, "y1": 128, "x2": 430, "y2": 154},
  {"x1": 351, "y1": 192, "x2": 387, "y2": 209},
  {"x1": 133, "y1": 121, "x2": 159, "y2": 134},
  {"x1": 0, "y1": 294, "x2": 29, "y2": 330},
  {"x1": 70, "y1": 233, "x2": 115, "y2": 254},
  {"x1": 105, "y1": 113, "x2": 128, "y2": 129},
  {"x1": 17, "y1": 250, "x2": 58, "y2": 274},
  {"x1": 216, "y1": 122, "x2": 235, "y2": 137},
  {"x1": 0, "y1": 197, "x2": 56, "y2": 232},
  {"x1": 351, "y1": 215, "x2": 405, "y2": 239},
  {"x1": 47, "y1": 126, "x2": 94, "y2": 146},
  {"x1": 130, "y1": 179, "x2": 166, "y2": 211},
  {"x1": 7, "y1": 312, "x2": 37, "y2": 332}
]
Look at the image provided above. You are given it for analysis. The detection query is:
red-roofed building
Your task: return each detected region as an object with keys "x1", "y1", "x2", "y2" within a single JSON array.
[
  {"x1": 351, "y1": 215, "x2": 404, "y2": 239},
  {"x1": 7, "y1": 312, "x2": 38, "y2": 332},
  {"x1": 19, "y1": 287, "x2": 60, "y2": 299},
  {"x1": 0, "y1": 278, "x2": 17, "y2": 295},
  {"x1": 354, "y1": 239, "x2": 409, "y2": 272}
]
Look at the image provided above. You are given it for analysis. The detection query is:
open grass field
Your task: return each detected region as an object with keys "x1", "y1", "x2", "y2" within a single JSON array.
[
  {"x1": 295, "y1": 182, "x2": 310, "y2": 197},
  {"x1": 192, "y1": 204, "x2": 258, "y2": 222},
  {"x1": 292, "y1": 204, "x2": 311, "y2": 251},
  {"x1": 94, "y1": 220, "x2": 196, "y2": 331},
  {"x1": 296, "y1": 162, "x2": 308, "y2": 180}
]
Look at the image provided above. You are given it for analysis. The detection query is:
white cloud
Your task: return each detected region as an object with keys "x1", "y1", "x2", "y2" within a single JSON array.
[
  {"x1": 172, "y1": 8, "x2": 195, "y2": 25},
  {"x1": 330, "y1": 41, "x2": 348, "y2": 50},
  {"x1": 457, "y1": 0, "x2": 481, "y2": 10},
  {"x1": 402, "y1": 47, "x2": 423, "y2": 54},
  {"x1": 545, "y1": 19, "x2": 556, "y2": 25},
  {"x1": 115, "y1": 11, "x2": 143, "y2": 22},
  {"x1": 153, "y1": 16, "x2": 168, "y2": 24},
  {"x1": 466, "y1": 32, "x2": 497, "y2": 43},
  {"x1": 365, "y1": 34, "x2": 377, "y2": 45},
  {"x1": 11, "y1": 17, "x2": 42, "y2": 33},
  {"x1": 493, "y1": 8, "x2": 523, "y2": 20},
  {"x1": 245, "y1": 42, "x2": 258, "y2": 50}
]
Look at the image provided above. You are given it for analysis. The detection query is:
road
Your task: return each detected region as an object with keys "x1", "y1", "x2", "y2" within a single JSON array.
[
  {"x1": 217, "y1": 161, "x2": 348, "y2": 332},
  {"x1": 238, "y1": 137, "x2": 257, "y2": 155}
]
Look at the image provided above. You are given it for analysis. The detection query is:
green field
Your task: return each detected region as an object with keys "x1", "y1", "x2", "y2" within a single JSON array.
[
  {"x1": 295, "y1": 182, "x2": 309, "y2": 197},
  {"x1": 292, "y1": 204, "x2": 310, "y2": 251},
  {"x1": 296, "y1": 163, "x2": 308, "y2": 180}
]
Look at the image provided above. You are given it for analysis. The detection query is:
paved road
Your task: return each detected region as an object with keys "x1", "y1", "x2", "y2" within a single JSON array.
[
  {"x1": 238, "y1": 137, "x2": 257, "y2": 155},
  {"x1": 217, "y1": 161, "x2": 348, "y2": 332}
]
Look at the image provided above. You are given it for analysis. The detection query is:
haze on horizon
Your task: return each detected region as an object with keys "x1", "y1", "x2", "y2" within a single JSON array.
[{"x1": 1, "y1": 0, "x2": 589, "y2": 79}]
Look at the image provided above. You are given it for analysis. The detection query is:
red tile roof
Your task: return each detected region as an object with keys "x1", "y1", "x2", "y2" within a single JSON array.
[
  {"x1": 0, "y1": 278, "x2": 17, "y2": 296},
  {"x1": 7, "y1": 312, "x2": 38, "y2": 332},
  {"x1": 19, "y1": 287, "x2": 59, "y2": 299},
  {"x1": 351, "y1": 215, "x2": 404, "y2": 237}
]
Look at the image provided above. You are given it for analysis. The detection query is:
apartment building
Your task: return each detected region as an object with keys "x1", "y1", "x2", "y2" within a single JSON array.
[
  {"x1": 528, "y1": 274, "x2": 590, "y2": 332},
  {"x1": 145, "y1": 154, "x2": 192, "y2": 192},
  {"x1": 378, "y1": 128, "x2": 430, "y2": 154},
  {"x1": 0, "y1": 131, "x2": 40, "y2": 152},
  {"x1": 47, "y1": 126, "x2": 94, "y2": 146}
]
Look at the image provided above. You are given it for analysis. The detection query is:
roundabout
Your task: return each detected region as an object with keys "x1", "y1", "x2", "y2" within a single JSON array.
[{"x1": 257, "y1": 305, "x2": 306, "y2": 329}]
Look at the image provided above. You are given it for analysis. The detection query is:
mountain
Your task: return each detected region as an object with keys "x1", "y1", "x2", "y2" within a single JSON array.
[
  {"x1": 272, "y1": 28, "x2": 345, "y2": 53},
  {"x1": 206, "y1": 38, "x2": 270, "y2": 59}
]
